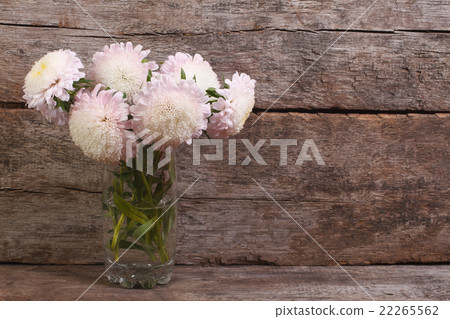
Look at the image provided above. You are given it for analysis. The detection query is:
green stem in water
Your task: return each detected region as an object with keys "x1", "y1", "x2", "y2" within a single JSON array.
[
  {"x1": 107, "y1": 150, "x2": 174, "y2": 263},
  {"x1": 112, "y1": 213, "x2": 126, "y2": 261},
  {"x1": 141, "y1": 171, "x2": 154, "y2": 205},
  {"x1": 156, "y1": 219, "x2": 169, "y2": 263}
]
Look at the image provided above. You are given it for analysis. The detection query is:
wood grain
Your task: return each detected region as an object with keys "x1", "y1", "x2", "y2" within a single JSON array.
[
  {"x1": 1, "y1": 0, "x2": 449, "y2": 33},
  {"x1": 0, "y1": 264, "x2": 448, "y2": 300},
  {"x1": 0, "y1": 25, "x2": 449, "y2": 111},
  {"x1": 1, "y1": 109, "x2": 448, "y2": 265}
]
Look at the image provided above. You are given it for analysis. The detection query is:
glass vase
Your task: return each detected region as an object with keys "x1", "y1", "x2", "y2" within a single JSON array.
[{"x1": 102, "y1": 149, "x2": 177, "y2": 288}]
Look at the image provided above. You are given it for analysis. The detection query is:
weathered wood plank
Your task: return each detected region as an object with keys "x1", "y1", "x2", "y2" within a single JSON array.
[
  {"x1": 1, "y1": 0, "x2": 449, "y2": 34},
  {"x1": 0, "y1": 264, "x2": 448, "y2": 300},
  {"x1": 0, "y1": 191, "x2": 102, "y2": 264},
  {"x1": 179, "y1": 199, "x2": 449, "y2": 266},
  {"x1": 0, "y1": 25, "x2": 449, "y2": 111},
  {"x1": 1, "y1": 109, "x2": 448, "y2": 265},
  {"x1": 1, "y1": 193, "x2": 448, "y2": 265}
]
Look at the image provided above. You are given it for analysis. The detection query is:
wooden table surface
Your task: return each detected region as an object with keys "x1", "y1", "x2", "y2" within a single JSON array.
[{"x1": 0, "y1": 264, "x2": 448, "y2": 301}]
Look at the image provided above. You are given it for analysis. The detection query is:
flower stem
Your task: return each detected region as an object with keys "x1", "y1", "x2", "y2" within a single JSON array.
[
  {"x1": 112, "y1": 213, "x2": 125, "y2": 261},
  {"x1": 141, "y1": 171, "x2": 153, "y2": 205},
  {"x1": 106, "y1": 150, "x2": 174, "y2": 264},
  {"x1": 156, "y1": 219, "x2": 169, "y2": 263}
]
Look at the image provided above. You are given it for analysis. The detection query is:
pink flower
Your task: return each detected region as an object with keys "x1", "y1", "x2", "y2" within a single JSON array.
[
  {"x1": 69, "y1": 84, "x2": 132, "y2": 163},
  {"x1": 23, "y1": 49, "x2": 85, "y2": 125},
  {"x1": 87, "y1": 42, "x2": 157, "y2": 100},
  {"x1": 207, "y1": 72, "x2": 256, "y2": 138},
  {"x1": 160, "y1": 52, "x2": 220, "y2": 91},
  {"x1": 131, "y1": 74, "x2": 210, "y2": 147}
]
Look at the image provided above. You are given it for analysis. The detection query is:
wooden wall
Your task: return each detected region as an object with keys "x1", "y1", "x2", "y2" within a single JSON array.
[{"x1": 0, "y1": 0, "x2": 448, "y2": 265}]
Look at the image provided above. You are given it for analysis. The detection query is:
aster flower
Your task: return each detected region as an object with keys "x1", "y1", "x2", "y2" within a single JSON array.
[
  {"x1": 160, "y1": 52, "x2": 220, "y2": 91},
  {"x1": 69, "y1": 84, "x2": 131, "y2": 163},
  {"x1": 207, "y1": 72, "x2": 256, "y2": 138},
  {"x1": 87, "y1": 42, "x2": 157, "y2": 100},
  {"x1": 131, "y1": 74, "x2": 210, "y2": 147},
  {"x1": 23, "y1": 49, "x2": 85, "y2": 125}
]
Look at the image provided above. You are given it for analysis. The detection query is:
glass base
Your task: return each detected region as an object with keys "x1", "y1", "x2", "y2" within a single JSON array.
[{"x1": 105, "y1": 258, "x2": 174, "y2": 289}]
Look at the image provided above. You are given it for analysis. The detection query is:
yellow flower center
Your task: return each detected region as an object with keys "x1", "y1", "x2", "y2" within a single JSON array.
[{"x1": 32, "y1": 63, "x2": 47, "y2": 78}]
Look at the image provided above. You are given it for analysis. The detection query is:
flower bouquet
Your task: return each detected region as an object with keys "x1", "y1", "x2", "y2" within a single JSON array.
[{"x1": 23, "y1": 42, "x2": 255, "y2": 288}]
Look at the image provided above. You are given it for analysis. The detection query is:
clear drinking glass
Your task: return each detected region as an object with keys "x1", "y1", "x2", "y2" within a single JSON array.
[{"x1": 102, "y1": 150, "x2": 177, "y2": 288}]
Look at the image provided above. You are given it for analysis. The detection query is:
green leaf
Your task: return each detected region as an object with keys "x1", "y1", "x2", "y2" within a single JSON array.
[
  {"x1": 206, "y1": 87, "x2": 224, "y2": 99},
  {"x1": 73, "y1": 78, "x2": 95, "y2": 90},
  {"x1": 114, "y1": 169, "x2": 133, "y2": 183},
  {"x1": 73, "y1": 78, "x2": 94, "y2": 86},
  {"x1": 111, "y1": 214, "x2": 126, "y2": 249},
  {"x1": 147, "y1": 69, "x2": 152, "y2": 82},
  {"x1": 180, "y1": 68, "x2": 186, "y2": 80},
  {"x1": 113, "y1": 192, "x2": 148, "y2": 224},
  {"x1": 53, "y1": 96, "x2": 71, "y2": 112},
  {"x1": 193, "y1": 75, "x2": 197, "y2": 82},
  {"x1": 132, "y1": 216, "x2": 158, "y2": 240}
]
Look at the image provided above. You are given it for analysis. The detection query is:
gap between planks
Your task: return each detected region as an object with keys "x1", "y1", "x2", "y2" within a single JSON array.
[{"x1": 2, "y1": 103, "x2": 450, "y2": 116}]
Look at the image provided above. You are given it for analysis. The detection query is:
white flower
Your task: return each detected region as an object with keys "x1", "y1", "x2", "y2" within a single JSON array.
[
  {"x1": 131, "y1": 74, "x2": 210, "y2": 147},
  {"x1": 160, "y1": 52, "x2": 220, "y2": 91},
  {"x1": 69, "y1": 84, "x2": 131, "y2": 163},
  {"x1": 207, "y1": 72, "x2": 256, "y2": 138},
  {"x1": 87, "y1": 42, "x2": 157, "y2": 100},
  {"x1": 23, "y1": 49, "x2": 85, "y2": 125}
]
